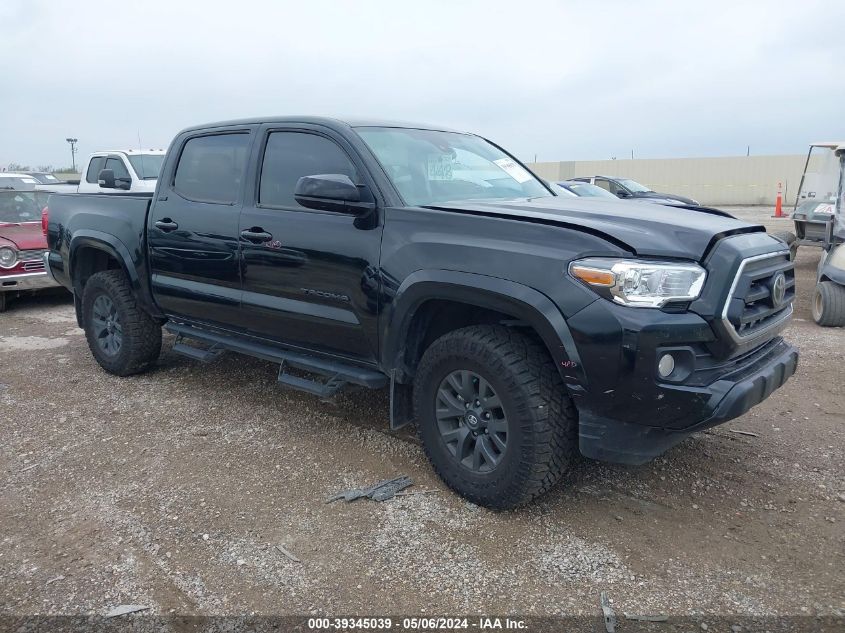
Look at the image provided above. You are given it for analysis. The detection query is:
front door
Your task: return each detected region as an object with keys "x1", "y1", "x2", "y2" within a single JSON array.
[
  {"x1": 236, "y1": 125, "x2": 383, "y2": 363},
  {"x1": 148, "y1": 128, "x2": 255, "y2": 327}
]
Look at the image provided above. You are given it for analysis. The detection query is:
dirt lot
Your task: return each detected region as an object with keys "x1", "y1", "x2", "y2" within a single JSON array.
[{"x1": 0, "y1": 207, "x2": 843, "y2": 623}]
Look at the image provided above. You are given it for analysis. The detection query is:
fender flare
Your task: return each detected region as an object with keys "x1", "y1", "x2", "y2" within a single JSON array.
[
  {"x1": 69, "y1": 231, "x2": 140, "y2": 292},
  {"x1": 819, "y1": 262, "x2": 845, "y2": 286},
  {"x1": 382, "y1": 269, "x2": 588, "y2": 391}
]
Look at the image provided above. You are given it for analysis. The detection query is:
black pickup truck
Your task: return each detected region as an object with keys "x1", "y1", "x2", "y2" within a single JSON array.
[{"x1": 44, "y1": 117, "x2": 798, "y2": 508}]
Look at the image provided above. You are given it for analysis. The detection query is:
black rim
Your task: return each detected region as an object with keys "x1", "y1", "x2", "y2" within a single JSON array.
[
  {"x1": 435, "y1": 369, "x2": 508, "y2": 473},
  {"x1": 91, "y1": 294, "x2": 122, "y2": 357}
]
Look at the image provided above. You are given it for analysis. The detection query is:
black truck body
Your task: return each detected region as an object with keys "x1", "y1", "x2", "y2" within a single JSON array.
[{"x1": 44, "y1": 116, "x2": 798, "y2": 508}]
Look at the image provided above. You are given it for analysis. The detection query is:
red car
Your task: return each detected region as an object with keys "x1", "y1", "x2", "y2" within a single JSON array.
[{"x1": 0, "y1": 187, "x2": 60, "y2": 311}]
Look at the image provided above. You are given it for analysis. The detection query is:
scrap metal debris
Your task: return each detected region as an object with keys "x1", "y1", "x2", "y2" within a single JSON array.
[
  {"x1": 600, "y1": 592, "x2": 616, "y2": 633},
  {"x1": 326, "y1": 475, "x2": 413, "y2": 503},
  {"x1": 274, "y1": 544, "x2": 301, "y2": 563},
  {"x1": 105, "y1": 605, "x2": 150, "y2": 618},
  {"x1": 624, "y1": 613, "x2": 669, "y2": 622},
  {"x1": 45, "y1": 575, "x2": 65, "y2": 585},
  {"x1": 730, "y1": 429, "x2": 759, "y2": 437}
]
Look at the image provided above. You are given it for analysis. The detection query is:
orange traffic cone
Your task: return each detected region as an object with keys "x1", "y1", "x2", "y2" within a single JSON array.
[{"x1": 773, "y1": 182, "x2": 785, "y2": 218}]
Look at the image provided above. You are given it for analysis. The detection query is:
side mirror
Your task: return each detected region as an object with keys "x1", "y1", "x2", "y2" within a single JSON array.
[
  {"x1": 615, "y1": 190, "x2": 631, "y2": 198},
  {"x1": 293, "y1": 174, "x2": 373, "y2": 214},
  {"x1": 98, "y1": 169, "x2": 116, "y2": 189}
]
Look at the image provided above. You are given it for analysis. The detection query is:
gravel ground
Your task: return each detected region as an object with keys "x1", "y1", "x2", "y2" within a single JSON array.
[{"x1": 0, "y1": 207, "x2": 842, "y2": 622}]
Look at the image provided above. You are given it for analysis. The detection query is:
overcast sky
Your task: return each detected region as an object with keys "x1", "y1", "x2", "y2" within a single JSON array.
[{"x1": 2, "y1": 0, "x2": 844, "y2": 169}]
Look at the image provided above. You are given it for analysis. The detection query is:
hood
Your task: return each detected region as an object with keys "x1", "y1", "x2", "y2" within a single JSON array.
[
  {"x1": 0, "y1": 222, "x2": 47, "y2": 251},
  {"x1": 632, "y1": 191, "x2": 698, "y2": 205},
  {"x1": 425, "y1": 197, "x2": 764, "y2": 260}
]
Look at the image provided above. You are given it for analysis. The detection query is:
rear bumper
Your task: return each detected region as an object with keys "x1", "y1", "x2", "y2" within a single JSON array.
[{"x1": 578, "y1": 339, "x2": 798, "y2": 464}]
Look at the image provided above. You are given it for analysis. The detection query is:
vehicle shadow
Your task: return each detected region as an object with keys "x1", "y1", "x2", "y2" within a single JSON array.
[{"x1": 1, "y1": 288, "x2": 73, "y2": 315}]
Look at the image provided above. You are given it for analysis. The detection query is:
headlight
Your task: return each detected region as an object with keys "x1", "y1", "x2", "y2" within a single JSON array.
[
  {"x1": 0, "y1": 246, "x2": 17, "y2": 269},
  {"x1": 569, "y1": 258, "x2": 706, "y2": 307}
]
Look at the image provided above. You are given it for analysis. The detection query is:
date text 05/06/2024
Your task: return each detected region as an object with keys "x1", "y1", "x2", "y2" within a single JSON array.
[{"x1": 306, "y1": 617, "x2": 527, "y2": 630}]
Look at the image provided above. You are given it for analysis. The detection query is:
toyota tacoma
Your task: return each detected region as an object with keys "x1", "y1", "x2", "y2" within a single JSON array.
[{"x1": 43, "y1": 117, "x2": 798, "y2": 509}]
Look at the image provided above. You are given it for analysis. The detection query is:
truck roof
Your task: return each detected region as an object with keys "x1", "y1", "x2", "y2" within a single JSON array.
[
  {"x1": 179, "y1": 116, "x2": 465, "y2": 136},
  {"x1": 91, "y1": 149, "x2": 166, "y2": 155}
]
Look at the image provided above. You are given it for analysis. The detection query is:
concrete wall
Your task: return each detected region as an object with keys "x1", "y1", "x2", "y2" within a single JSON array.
[{"x1": 528, "y1": 154, "x2": 807, "y2": 206}]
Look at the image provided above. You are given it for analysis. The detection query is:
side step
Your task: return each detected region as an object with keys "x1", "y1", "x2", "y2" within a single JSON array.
[
  {"x1": 172, "y1": 337, "x2": 223, "y2": 363},
  {"x1": 165, "y1": 322, "x2": 388, "y2": 399}
]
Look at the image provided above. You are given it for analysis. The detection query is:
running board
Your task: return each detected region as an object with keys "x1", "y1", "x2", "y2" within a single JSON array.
[
  {"x1": 172, "y1": 337, "x2": 223, "y2": 363},
  {"x1": 165, "y1": 323, "x2": 388, "y2": 397}
]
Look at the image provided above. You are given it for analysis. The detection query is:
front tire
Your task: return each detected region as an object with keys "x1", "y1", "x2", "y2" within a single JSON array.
[
  {"x1": 812, "y1": 281, "x2": 845, "y2": 327},
  {"x1": 82, "y1": 270, "x2": 162, "y2": 375},
  {"x1": 771, "y1": 230, "x2": 798, "y2": 260},
  {"x1": 413, "y1": 325, "x2": 578, "y2": 509}
]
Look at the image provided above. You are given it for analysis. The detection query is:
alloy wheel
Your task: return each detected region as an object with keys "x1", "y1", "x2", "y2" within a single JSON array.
[{"x1": 435, "y1": 369, "x2": 508, "y2": 472}]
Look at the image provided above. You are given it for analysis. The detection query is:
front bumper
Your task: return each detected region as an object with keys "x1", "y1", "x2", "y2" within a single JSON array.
[
  {"x1": 576, "y1": 338, "x2": 797, "y2": 464},
  {"x1": 0, "y1": 269, "x2": 60, "y2": 293},
  {"x1": 565, "y1": 295, "x2": 798, "y2": 465}
]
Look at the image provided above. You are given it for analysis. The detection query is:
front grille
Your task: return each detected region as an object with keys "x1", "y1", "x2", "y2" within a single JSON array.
[
  {"x1": 18, "y1": 249, "x2": 46, "y2": 261},
  {"x1": 723, "y1": 251, "x2": 794, "y2": 340},
  {"x1": 22, "y1": 260, "x2": 45, "y2": 272}
]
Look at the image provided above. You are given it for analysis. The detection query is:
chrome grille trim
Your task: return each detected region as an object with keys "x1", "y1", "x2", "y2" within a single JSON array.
[
  {"x1": 721, "y1": 250, "x2": 793, "y2": 344},
  {"x1": 18, "y1": 249, "x2": 46, "y2": 261}
]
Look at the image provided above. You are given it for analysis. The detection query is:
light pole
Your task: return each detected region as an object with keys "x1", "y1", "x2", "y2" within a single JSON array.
[{"x1": 66, "y1": 138, "x2": 78, "y2": 172}]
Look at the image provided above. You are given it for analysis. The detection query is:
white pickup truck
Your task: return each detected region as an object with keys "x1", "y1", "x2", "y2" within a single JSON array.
[{"x1": 35, "y1": 149, "x2": 165, "y2": 194}]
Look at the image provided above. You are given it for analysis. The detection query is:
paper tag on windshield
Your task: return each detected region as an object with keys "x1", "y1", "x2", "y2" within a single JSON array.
[
  {"x1": 494, "y1": 158, "x2": 533, "y2": 184},
  {"x1": 428, "y1": 155, "x2": 454, "y2": 180}
]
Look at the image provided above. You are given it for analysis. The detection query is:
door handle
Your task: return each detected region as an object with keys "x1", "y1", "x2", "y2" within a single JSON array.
[
  {"x1": 155, "y1": 219, "x2": 178, "y2": 232},
  {"x1": 240, "y1": 228, "x2": 273, "y2": 243}
]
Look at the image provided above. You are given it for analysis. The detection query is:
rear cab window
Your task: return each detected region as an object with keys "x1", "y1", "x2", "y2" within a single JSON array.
[{"x1": 173, "y1": 134, "x2": 251, "y2": 204}]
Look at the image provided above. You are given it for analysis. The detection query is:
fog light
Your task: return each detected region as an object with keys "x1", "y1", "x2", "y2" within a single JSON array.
[{"x1": 658, "y1": 354, "x2": 675, "y2": 378}]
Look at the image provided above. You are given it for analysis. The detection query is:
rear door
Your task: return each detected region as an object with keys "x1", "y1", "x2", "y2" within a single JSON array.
[
  {"x1": 235, "y1": 124, "x2": 383, "y2": 362},
  {"x1": 148, "y1": 127, "x2": 256, "y2": 326}
]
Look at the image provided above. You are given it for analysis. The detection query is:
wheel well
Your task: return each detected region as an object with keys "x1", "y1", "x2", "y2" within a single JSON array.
[
  {"x1": 72, "y1": 246, "x2": 123, "y2": 295},
  {"x1": 401, "y1": 299, "x2": 543, "y2": 378}
]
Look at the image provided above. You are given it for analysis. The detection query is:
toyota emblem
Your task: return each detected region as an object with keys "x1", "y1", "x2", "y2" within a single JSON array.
[{"x1": 771, "y1": 272, "x2": 786, "y2": 307}]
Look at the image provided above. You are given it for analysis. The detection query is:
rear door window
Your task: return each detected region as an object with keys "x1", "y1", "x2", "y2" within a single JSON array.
[{"x1": 173, "y1": 133, "x2": 251, "y2": 204}]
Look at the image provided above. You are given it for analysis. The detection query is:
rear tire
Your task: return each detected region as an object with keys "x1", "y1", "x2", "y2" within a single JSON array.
[
  {"x1": 413, "y1": 325, "x2": 578, "y2": 509},
  {"x1": 82, "y1": 270, "x2": 162, "y2": 375},
  {"x1": 812, "y1": 281, "x2": 845, "y2": 327}
]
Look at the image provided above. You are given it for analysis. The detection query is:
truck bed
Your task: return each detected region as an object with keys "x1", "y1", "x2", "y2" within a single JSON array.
[{"x1": 45, "y1": 192, "x2": 156, "y2": 318}]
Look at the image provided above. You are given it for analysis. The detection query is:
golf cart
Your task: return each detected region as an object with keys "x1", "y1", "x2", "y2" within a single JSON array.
[
  {"x1": 775, "y1": 142, "x2": 843, "y2": 260},
  {"x1": 811, "y1": 143, "x2": 845, "y2": 326}
]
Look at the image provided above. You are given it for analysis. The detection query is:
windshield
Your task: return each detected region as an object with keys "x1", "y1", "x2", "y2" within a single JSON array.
[
  {"x1": 127, "y1": 154, "x2": 165, "y2": 180},
  {"x1": 0, "y1": 176, "x2": 37, "y2": 191},
  {"x1": 0, "y1": 191, "x2": 40, "y2": 223},
  {"x1": 356, "y1": 127, "x2": 552, "y2": 206},
  {"x1": 618, "y1": 178, "x2": 651, "y2": 193},
  {"x1": 564, "y1": 181, "x2": 618, "y2": 198},
  {"x1": 27, "y1": 173, "x2": 59, "y2": 183}
]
